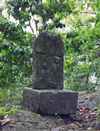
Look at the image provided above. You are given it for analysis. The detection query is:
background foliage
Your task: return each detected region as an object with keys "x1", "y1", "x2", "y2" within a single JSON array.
[{"x1": 0, "y1": 0, "x2": 100, "y2": 107}]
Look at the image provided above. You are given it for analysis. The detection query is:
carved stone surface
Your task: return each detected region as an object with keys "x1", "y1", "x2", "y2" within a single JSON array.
[
  {"x1": 32, "y1": 32, "x2": 64, "y2": 90},
  {"x1": 23, "y1": 32, "x2": 78, "y2": 115},
  {"x1": 23, "y1": 88, "x2": 78, "y2": 115}
]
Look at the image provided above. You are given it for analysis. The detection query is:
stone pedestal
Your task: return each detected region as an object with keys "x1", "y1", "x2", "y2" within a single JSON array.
[
  {"x1": 23, "y1": 88, "x2": 78, "y2": 115},
  {"x1": 23, "y1": 32, "x2": 78, "y2": 115}
]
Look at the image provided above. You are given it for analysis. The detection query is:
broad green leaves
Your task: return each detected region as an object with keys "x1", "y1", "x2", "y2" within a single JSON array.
[{"x1": 0, "y1": 0, "x2": 100, "y2": 92}]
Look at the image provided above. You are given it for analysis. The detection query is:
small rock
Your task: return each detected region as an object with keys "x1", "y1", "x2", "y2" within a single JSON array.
[
  {"x1": 87, "y1": 127, "x2": 93, "y2": 130},
  {"x1": 95, "y1": 122, "x2": 100, "y2": 130},
  {"x1": 85, "y1": 99, "x2": 96, "y2": 110}
]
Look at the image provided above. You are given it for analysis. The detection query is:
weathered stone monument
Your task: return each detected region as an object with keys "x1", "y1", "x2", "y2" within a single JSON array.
[
  {"x1": 23, "y1": 32, "x2": 78, "y2": 115},
  {"x1": 32, "y1": 32, "x2": 64, "y2": 90}
]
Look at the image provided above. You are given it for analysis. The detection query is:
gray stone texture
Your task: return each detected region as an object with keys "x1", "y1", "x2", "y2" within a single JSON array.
[
  {"x1": 23, "y1": 88, "x2": 78, "y2": 115},
  {"x1": 23, "y1": 32, "x2": 78, "y2": 115},
  {"x1": 1, "y1": 111, "x2": 64, "y2": 131},
  {"x1": 32, "y1": 32, "x2": 64, "y2": 90}
]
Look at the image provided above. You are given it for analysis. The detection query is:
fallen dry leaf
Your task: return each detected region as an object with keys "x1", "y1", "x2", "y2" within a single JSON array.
[{"x1": 0, "y1": 117, "x2": 15, "y2": 126}]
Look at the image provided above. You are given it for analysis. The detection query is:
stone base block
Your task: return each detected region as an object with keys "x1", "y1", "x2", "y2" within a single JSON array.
[{"x1": 23, "y1": 88, "x2": 78, "y2": 115}]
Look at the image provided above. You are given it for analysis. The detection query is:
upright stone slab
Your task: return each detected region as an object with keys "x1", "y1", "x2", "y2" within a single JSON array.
[
  {"x1": 32, "y1": 32, "x2": 64, "y2": 90},
  {"x1": 23, "y1": 32, "x2": 78, "y2": 115}
]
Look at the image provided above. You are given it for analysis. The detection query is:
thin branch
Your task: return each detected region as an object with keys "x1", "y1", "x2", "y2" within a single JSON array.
[
  {"x1": 80, "y1": 11, "x2": 96, "y2": 15},
  {"x1": 29, "y1": 20, "x2": 34, "y2": 34}
]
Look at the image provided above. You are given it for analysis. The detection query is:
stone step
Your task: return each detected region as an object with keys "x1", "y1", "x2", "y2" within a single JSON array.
[{"x1": 23, "y1": 88, "x2": 78, "y2": 115}]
